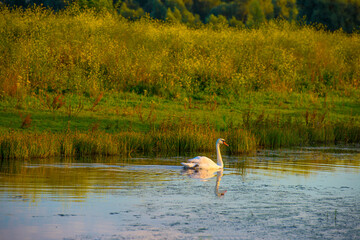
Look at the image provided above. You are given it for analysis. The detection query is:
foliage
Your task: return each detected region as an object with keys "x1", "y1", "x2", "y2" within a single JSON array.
[
  {"x1": 297, "y1": 0, "x2": 360, "y2": 33},
  {"x1": 272, "y1": 0, "x2": 298, "y2": 21},
  {"x1": 246, "y1": 0, "x2": 267, "y2": 27},
  {"x1": 2, "y1": 0, "x2": 360, "y2": 32},
  {"x1": 0, "y1": 6, "x2": 359, "y2": 100}
]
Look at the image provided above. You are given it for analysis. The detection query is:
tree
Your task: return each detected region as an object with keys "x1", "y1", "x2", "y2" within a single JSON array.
[
  {"x1": 149, "y1": 0, "x2": 167, "y2": 19},
  {"x1": 261, "y1": 0, "x2": 274, "y2": 20},
  {"x1": 272, "y1": 0, "x2": 298, "y2": 21},
  {"x1": 3, "y1": 0, "x2": 66, "y2": 9},
  {"x1": 206, "y1": 13, "x2": 228, "y2": 29},
  {"x1": 192, "y1": 0, "x2": 221, "y2": 20},
  {"x1": 297, "y1": 0, "x2": 360, "y2": 33},
  {"x1": 116, "y1": 2, "x2": 145, "y2": 19},
  {"x1": 246, "y1": 0, "x2": 265, "y2": 27},
  {"x1": 166, "y1": 7, "x2": 182, "y2": 22},
  {"x1": 229, "y1": 15, "x2": 245, "y2": 28},
  {"x1": 165, "y1": 0, "x2": 200, "y2": 25},
  {"x1": 76, "y1": 0, "x2": 114, "y2": 11}
]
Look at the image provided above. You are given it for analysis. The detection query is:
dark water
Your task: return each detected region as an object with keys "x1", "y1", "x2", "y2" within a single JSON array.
[{"x1": 0, "y1": 147, "x2": 359, "y2": 239}]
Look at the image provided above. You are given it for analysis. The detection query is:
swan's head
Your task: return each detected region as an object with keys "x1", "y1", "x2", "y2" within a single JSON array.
[{"x1": 217, "y1": 138, "x2": 229, "y2": 147}]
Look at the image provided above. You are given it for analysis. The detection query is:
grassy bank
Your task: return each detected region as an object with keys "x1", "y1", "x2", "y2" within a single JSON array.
[
  {"x1": 0, "y1": 6, "x2": 359, "y2": 159},
  {"x1": 1, "y1": 91, "x2": 359, "y2": 159}
]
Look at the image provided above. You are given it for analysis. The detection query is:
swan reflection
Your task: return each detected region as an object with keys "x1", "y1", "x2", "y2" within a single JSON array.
[
  {"x1": 214, "y1": 170, "x2": 227, "y2": 197},
  {"x1": 182, "y1": 169, "x2": 226, "y2": 197}
]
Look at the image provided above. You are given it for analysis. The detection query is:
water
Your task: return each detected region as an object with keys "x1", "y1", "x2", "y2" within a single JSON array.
[{"x1": 0, "y1": 147, "x2": 359, "y2": 239}]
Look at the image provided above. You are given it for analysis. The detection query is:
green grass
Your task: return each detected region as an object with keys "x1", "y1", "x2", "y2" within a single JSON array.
[
  {"x1": 0, "y1": 6, "x2": 359, "y2": 159},
  {"x1": 1, "y1": 91, "x2": 359, "y2": 132},
  {"x1": 1, "y1": 91, "x2": 359, "y2": 159}
]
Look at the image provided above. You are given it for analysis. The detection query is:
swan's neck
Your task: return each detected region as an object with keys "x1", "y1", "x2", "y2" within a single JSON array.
[{"x1": 216, "y1": 142, "x2": 223, "y2": 168}]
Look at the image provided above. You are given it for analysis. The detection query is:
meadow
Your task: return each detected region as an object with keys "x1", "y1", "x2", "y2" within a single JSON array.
[{"x1": 0, "y1": 5, "x2": 359, "y2": 159}]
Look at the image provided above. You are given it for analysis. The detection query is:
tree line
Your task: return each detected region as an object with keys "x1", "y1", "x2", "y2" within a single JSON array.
[{"x1": 2, "y1": 0, "x2": 360, "y2": 32}]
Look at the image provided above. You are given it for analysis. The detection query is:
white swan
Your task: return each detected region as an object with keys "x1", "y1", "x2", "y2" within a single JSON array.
[{"x1": 181, "y1": 138, "x2": 229, "y2": 169}]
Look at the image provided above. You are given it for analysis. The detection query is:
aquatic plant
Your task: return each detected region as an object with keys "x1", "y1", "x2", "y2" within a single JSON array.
[{"x1": 1, "y1": 111, "x2": 359, "y2": 160}]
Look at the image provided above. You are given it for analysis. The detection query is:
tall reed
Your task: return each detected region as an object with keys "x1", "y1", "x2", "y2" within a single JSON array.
[
  {"x1": 0, "y1": 120, "x2": 257, "y2": 160},
  {"x1": 1, "y1": 114, "x2": 359, "y2": 160}
]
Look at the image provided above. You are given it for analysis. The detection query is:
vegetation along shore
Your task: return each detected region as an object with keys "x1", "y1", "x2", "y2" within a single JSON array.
[{"x1": 0, "y1": 4, "x2": 359, "y2": 159}]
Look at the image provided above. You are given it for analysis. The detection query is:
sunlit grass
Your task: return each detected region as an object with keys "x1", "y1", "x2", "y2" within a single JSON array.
[
  {"x1": 1, "y1": 91, "x2": 359, "y2": 160},
  {"x1": 0, "y1": 6, "x2": 359, "y2": 99},
  {"x1": 0, "y1": 127, "x2": 256, "y2": 160}
]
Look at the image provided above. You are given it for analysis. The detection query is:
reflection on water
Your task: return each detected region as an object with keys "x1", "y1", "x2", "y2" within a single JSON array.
[
  {"x1": 182, "y1": 169, "x2": 226, "y2": 197},
  {"x1": 181, "y1": 168, "x2": 218, "y2": 180},
  {"x1": 0, "y1": 148, "x2": 360, "y2": 239}
]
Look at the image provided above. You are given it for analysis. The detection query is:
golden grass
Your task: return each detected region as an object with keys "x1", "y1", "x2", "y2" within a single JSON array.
[
  {"x1": 0, "y1": 6, "x2": 359, "y2": 99},
  {"x1": 1, "y1": 113, "x2": 359, "y2": 160},
  {"x1": 0, "y1": 115, "x2": 260, "y2": 160}
]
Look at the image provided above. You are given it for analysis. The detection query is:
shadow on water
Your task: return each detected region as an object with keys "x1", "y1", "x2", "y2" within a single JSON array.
[{"x1": 0, "y1": 147, "x2": 359, "y2": 239}]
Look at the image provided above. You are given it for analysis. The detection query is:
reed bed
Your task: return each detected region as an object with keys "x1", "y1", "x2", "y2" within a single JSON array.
[
  {"x1": 0, "y1": 130, "x2": 254, "y2": 160},
  {"x1": 0, "y1": 116, "x2": 257, "y2": 159},
  {"x1": 1, "y1": 115, "x2": 359, "y2": 160}
]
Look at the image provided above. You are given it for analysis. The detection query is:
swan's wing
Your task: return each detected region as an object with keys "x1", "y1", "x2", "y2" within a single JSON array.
[
  {"x1": 188, "y1": 156, "x2": 212, "y2": 164},
  {"x1": 181, "y1": 156, "x2": 218, "y2": 169},
  {"x1": 181, "y1": 162, "x2": 197, "y2": 168},
  {"x1": 181, "y1": 156, "x2": 204, "y2": 168}
]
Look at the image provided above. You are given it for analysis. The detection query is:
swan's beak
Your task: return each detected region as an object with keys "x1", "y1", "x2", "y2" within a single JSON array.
[{"x1": 223, "y1": 142, "x2": 229, "y2": 147}]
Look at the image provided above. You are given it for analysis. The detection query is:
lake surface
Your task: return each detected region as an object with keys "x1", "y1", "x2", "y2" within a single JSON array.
[{"x1": 0, "y1": 147, "x2": 359, "y2": 239}]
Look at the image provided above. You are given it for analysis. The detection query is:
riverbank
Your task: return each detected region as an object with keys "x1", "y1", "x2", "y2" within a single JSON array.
[{"x1": 1, "y1": 92, "x2": 359, "y2": 159}]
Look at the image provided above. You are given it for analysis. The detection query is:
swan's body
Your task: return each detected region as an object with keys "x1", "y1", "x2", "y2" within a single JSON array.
[{"x1": 181, "y1": 138, "x2": 229, "y2": 169}]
